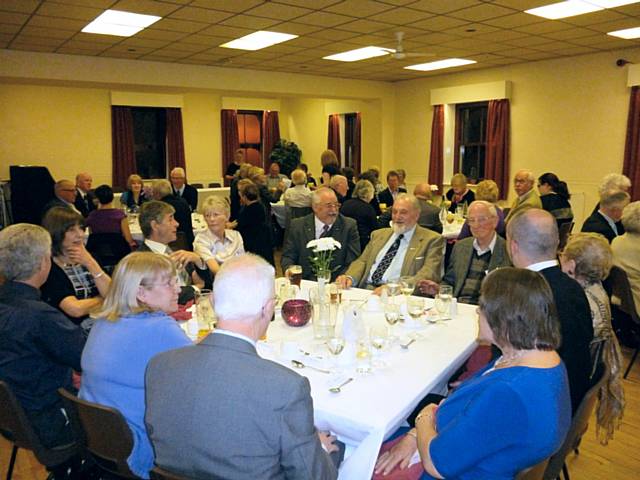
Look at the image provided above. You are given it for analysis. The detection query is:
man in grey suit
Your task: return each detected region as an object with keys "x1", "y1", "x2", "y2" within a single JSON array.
[
  {"x1": 418, "y1": 201, "x2": 510, "y2": 304},
  {"x1": 281, "y1": 187, "x2": 360, "y2": 281},
  {"x1": 414, "y1": 182, "x2": 443, "y2": 234},
  {"x1": 145, "y1": 254, "x2": 339, "y2": 479},
  {"x1": 336, "y1": 194, "x2": 444, "y2": 293}
]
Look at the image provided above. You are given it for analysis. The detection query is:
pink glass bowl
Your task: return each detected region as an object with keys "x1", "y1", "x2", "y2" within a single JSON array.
[{"x1": 281, "y1": 299, "x2": 313, "y2": 327}]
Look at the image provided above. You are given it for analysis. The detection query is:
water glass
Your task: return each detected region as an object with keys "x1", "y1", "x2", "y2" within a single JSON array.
[
  {"x1": 196, "y1": 289, "x2": 215, "y2": 337},
  {"x1": 385, "y1": 278, "x2": 401, "y2": 297},
  {"x1": 435, "y1": 285, "x2": 453, "y2": 320},
  {"x1": 400, "y1": 276, "x2": 415, "y2": 297}
]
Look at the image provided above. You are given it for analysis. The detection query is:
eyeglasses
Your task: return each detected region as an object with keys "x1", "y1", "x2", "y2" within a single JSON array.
[
  {"x1": 320, "y1": 202, "x2": 340, "y2": 209},
  {"x1": 467, "y1": 216, "x2": 492, "y2": 225},
  {"x1": 143, "y1": 278, "x2": 178, "y2": 289}
]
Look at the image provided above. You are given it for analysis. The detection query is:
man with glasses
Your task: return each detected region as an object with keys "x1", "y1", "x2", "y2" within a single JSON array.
[
  {"x1": 41, "y1": 179, "x2": 83, "y2": 220},
  {"x1": 281, "y1": 187, "x2": 360, "y2": 281},
  {"x1": 417, "y1": 201, "x2": 510, "y2": 304},
  {"x1": 505, "y1": 169, "x2": 542, "y2": 223}
]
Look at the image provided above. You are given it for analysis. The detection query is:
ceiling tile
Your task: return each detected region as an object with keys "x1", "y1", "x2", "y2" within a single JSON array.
[
  {"x1": 154, "y1": 41, "x2": 207, "y2": 53},
  {"x1": 11, "y1": 43, "x2": 57, "y2": 52},
  {"x1": 51, "y1": 0, "x2": 114, "y2": 9},
  {"x1": 244, "y1": 2, "x2": 312, "y2": 20},
  {"x1": 325, "y1": 0, "x2": 394, "y2": 17},
  {"x1": 56, "y1": 45, "x2": 106, "y2": 54},
  {"x1": 167, "y1": 7, "x2": 234, "y2": 23},
  {"x1": 570, "y1": 34, "x2": 637, "y2": 48},
  {"x1": 0, "y1": 11, "x2": 29, "y2": 25},
  {"x1": 36, "y1": 2, "x2": 105, "y2": 21},
  {"x1": 474, "y1": 28, "x2": 526, "y2": 42},
  {"x1": 504, "y1": 34, "x2": 552, "y2": 48},
  {"x1": 152, "y1": 17, "x2": 209, "y2": 33},
  {"x1": 294, "y1": 11, "x2": 355, "y2": 27},
  {"x1": 407, "y1": 0, "x2": 480, "y2": 15},
  {"x1": 410, "y1": 32, "x2": 462, "y2": 45},
  {"x1": 335, "y1": 18, "x2": 390, "y2": 33},
  {"x1": 134, "y1": 28, "x2": 187, "y2": 41},
  {"x1": 20, "y1": 25, "x2": 76, "y2": 39},
  {"x1": 270, "y1": 21, "x2": 324, "y2": 35},
  {"x1": 587, "y1": 18, "x2": 640, "y2": 34},
  {"x1": 368, "y1": 7, "x2": 434, "y2": 26},
  {"x1": 111, "y1": 0, "x2": 180, "y2": 16},
  {"x1": 307, "y1": 28, "x2": 359, "y2": 41},
  {"x1": 482, "y1": 12, "x2": 542, "y2": 29},
  {"x1": 179, "y1": 33, "x2": 228, "y2": 47},
  {"x1": 615, "y1": 3, "x2": 640, "y2": 15},
  {"x1": 73, "y1": 32, "x2": 123, "y2": 44},
  {"x1": 12, "y1": 34, "x2": 66, "y2": 47},
  {"x1": 188, "y1": 0, "x2": 265, "y2": 14},
  {"x1": 26, "y1": 15, "x2": 86, "y2": 30},
  {"x1": 0, "y1": 0, "x2": 41, "y2": 14},
  {"x1": 548, "y1": 45, "x2": 599, "y2": 56},
  {"x1": 449, "y1": 3, "x2": 517, "y2": 22},
  {"x1": 271, "y1": 0, "x2": 342, "y2": 8},
  {"x1": 515, "y1": 22, "x2": 574, "y2": 35},
  {"x1": 0, "y1": 23, "x2": 21, "y2": 34},
  {"x1": 219, "y1": 14, "x2": 279, "y2": 29},
  {"x1": 487, "y1": 0, "x2": 550, "y2": 9},
  {"x1": 448, "y1": 22, "x2": 500, "y2": 36},
  {"x1": 118, "y1": 36, "x2": 170, "y2": 48},
  {"x1": 542, "y1": 27, "x2": 599, "y2": 41},
  {"x1": 408, "y1": 15, "x2": 469, "y2": 31},
  {"x1": 558, "y1": 9, "x2": 627, "y2": 27},
  {"x1": 285, "y1": 35, "x2": 332, "y2": 48}
]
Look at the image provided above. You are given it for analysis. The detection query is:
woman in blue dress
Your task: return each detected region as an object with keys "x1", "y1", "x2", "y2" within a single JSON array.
[{"x1": 375, "y1": 267, "x2": 572, "y2": 479}]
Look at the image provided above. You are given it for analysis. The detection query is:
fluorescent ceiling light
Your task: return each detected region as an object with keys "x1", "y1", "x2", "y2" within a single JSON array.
[
  {"x1": 82, "y1": 9, "x2": 161, "y2": 37},
  {"x1": 323, "y1": 46, "x2": 392, "y2": 62},
  {"x1": 525, "y1": 1, "x2": 604, "y2": 19},
  {"x1": 220, "y1": 31, "x2": 298, "y2": 51},
  {"x1": 587, "y1": 1, "x2": 640, "y2": 7},
  {"x1": 607, "y1": 26, "x2": 640, "y2": 38},
  {"x1": 404, "y1": 58, "x2": 476, "y2": 72}
]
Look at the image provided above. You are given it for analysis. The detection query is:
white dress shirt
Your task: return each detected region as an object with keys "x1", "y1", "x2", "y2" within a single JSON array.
[{"x1": 367, "y1": 225, "x2": 417, "y2": 284}]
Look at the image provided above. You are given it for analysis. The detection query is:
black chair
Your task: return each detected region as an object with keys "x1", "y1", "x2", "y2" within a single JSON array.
[
  {"x1": 284, "y1": 205, "x2": 312, "y2": 231},
  {"x1": 190, "y1": 183, "x2": 204, "y2": 189},
  {"x1": 86, "y1": 232, "x2": 132, "y2": 273},
  {"x1": 150, "y1": 466, "x2": 192, "y2": 480},
  {"x1": 168, "y1": 231, "x2": 190, "y2": 252},
  {"x1": 58, "y1": 388, "x2": 140, "y2": 479},
  {"x1": 0, "y1": 381, "x2": 78, "y2": 480},
  {"x1": 208, "y1": 182, "x2": 221, "y2": 188},
  {"x1": 557, "y1": 221, "x2": 574, "y2": 251},
  {"x1": 604, "y1": 265, "x2": 640, "y2": 378},
  {"x1": 517, "y1": 458, "x2": 549, "y2": 480},
  {"x1": 543, "y1": 362, "x2": 608, "y2": 480}
]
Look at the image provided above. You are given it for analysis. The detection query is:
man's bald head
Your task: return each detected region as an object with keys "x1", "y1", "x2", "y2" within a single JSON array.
[
  {"x1": 506, "y1": 208, "x2": 559, "y2": 266},
  {"x1": 413, "y1": 183, "x2": 432, "y2": 201}
]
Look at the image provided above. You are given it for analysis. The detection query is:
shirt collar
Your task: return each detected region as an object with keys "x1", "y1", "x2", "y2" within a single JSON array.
[
  {"x1": 214, "y1": 328, "x2": 256, "y2": 347},
  {"x1": 526, "y1": 259, "x2": 559, "y2": 272},
  {"x1": 314, "y1": 215, "x2": 334, "y2": 234},
  {"x1": 518, "y1": 189, "x2": 533, "y2": 201},
  {"x1": 473, "y1": 232, "x2": 497, "y2": 255},
  {"x1": 144, "y1": 238, "x2": 169, "y2": 254},
  {"x1": 598, "y1": 210, "x2": 619, "y2": 234},
  {"x1": 394, "y1": 224, "x2": 417, "y2": 243}
]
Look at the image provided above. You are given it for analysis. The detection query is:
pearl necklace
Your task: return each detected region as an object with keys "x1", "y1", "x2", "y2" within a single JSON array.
[{"x1": 493, "y1": 351, "x2": 525, "y2": 369}]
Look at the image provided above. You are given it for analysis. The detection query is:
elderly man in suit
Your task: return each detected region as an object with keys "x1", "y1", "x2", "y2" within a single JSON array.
[
  {"x1": 145, "y1": 254, "x2": 339, "y2": 479},
  {"x1": 170, "y1": 167, "x2": 198, "y2": 212},
  {"x1": 508, "y1": 208, "x2": 593, "y2": 414},
  {"x1": 414, "y1": 182, "x2": 443, "y2": 234},
  {"x1": 42, "y1": 179, "x2": 83, "y2": 219},
  {"x1": 74, "y1": 172, "x2": 96, "y2": 217},
  {"x1": 281, "y1": 187, "x2": 360, "y2": 281},
  {"x1": 337, "y1": 194, "x2": 444, "y2": 293},
  {"x1": 505, "y1": 169, "x2": 542, "y2": 223},
  {"x1": 418, "y1": 201, "x2": 510, "y2": 304},
  {"x1": 581, "y1": 189, "x2": 630, "y2": 243},
  {"x1": 377, "y1": 170, "x2": 407, "y2": 208}
]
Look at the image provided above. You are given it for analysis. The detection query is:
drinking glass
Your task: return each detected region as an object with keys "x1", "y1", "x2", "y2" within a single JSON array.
[
  {"x1": 355, "y1": 338, "x2": 372, "y2": 374},
  {"x1": 407, "y1": 297, "x2": 425, "y2": 323},
  {"x1": 400, "y1": 276, "x2": 415, "y2": 297},
  {"x1": 196, "y1": 289, "x2": 215, "y2": 337},
  {"x1": 329, "y1": 283, "x2": 342, "y2": 304},
  {"x1": 385, "y1": 278, "x2": 401, "y2": 297},
  {"x1": 326, "y1": 337, "x2": 345, "y2": 372},
  {"x1": 384, "y1": 303, "x2": 401, "y2": 339},
  {"x1": 286, "y1": 265, "x2": 303, "y2": 287},
  {"x1": 435, "y1": 285, "x2": 453, "y2": 320}
]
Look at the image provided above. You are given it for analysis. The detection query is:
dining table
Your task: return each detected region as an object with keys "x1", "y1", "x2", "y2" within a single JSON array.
[{"x1": 255, "y1": 280, "x2": 479, "y2": 479}]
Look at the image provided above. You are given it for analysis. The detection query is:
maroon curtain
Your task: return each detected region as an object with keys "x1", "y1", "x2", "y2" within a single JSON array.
[
  {"x1": 111, "y1": 106, "x2": 136, "y2": 189},
  {"x1": 353, "y1": 112, "x2": 362, "y2": 174},
  {"x1": 428, "y1": 105, "x2": 444, "y2": 192},
  {"x1": 624, "y1": 86, "x2": 640, "y2": 201},
  {"x1": 327, "y1": 114, "x2": 341, "y2": 162},
  {"x1": 166, "y1": 108, "x2": 186, "y2": 174},
  {"x1": 262, "y1": 110, "x2": 280, "y2": 165},
  {"x1": 485, "y1": 99, "x2": 510, "y2": 200},
  {"x1": 221, "y1": 109, "x2": 240, "y2": 186}
]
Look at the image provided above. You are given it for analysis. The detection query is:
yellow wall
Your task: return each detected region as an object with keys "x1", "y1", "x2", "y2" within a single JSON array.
[{"x1": 394, "y1": 47, "x2": 640, "y2": 226}]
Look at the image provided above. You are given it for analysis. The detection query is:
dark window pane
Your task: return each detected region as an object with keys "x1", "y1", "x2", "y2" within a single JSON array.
[
  {"x1": 237, "y1": 110, "x2": 262, "y2": 166},
  {"x1": 132, "y1": 108, "x2": 166, "y2": 179},
  {"x1": 455, "y1": 102, "x2": 488, "y2": 183}
]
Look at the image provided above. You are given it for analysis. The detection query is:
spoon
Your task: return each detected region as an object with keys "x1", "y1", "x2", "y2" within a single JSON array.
[
  {"x1": 400, "y1": 338, "x2": 416, "y2": 350},
  {"x1": 329, "y1": 378, "x2": 354, "y2": 393},
  {"x1": 291, "y1": 359, "x2": 331, "y2": 374}
]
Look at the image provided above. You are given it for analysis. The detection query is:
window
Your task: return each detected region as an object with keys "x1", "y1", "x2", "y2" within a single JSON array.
[
  {"x1": 454, "y1": 102, "x2": 488, "y2": 183},
  {"x1": 132, "y1": 107, "x2": 166, "y2": 179},
  {"x1": 237, "y1": 110, "x2": 263, "y2": 166},
  {"x1": 344, "y1": 113, "x2": 358, "y2": 169}
]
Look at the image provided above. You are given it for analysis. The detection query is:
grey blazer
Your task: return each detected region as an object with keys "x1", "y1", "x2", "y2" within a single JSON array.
[
  {"x1": 442, "y1": 235, "x2": 511, "y2": 298},
  {"x1": 281, "y1": 213, "x2": 361, "y2": 281},
  {"x1": 417, "y1": 199, "x2": 443, "y2": 234},
  {"x1": 145, "y1": 333, "x2": 337, "y2": 480},
  {"x1": 345, "y1": 225, "x2": 444, "y2": 288}
]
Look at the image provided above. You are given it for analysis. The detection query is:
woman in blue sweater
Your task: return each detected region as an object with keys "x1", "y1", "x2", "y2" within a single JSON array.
[
  {"x1": 375, "y1": 268, "x2": 571, "y2": 479},
  {"x1": 79, "y1": 252, "x2": 192, "y2": 478}
]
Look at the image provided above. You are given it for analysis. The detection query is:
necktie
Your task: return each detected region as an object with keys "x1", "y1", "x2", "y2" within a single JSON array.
[
  {"x1": 371, "y1": 234, "x2": 404, "y2": 286},
  {"x1": 320, "y1": 224, "x2": 331, "y2": 238}
]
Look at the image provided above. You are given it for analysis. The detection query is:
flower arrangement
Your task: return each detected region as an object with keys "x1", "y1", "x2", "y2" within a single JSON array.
[{"x1": 306, "y1": 237, "x2": 341, "y2": 278}]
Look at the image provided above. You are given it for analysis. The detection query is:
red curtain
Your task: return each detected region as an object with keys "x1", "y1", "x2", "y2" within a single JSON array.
[
  {"x1": 327, "y1": 114, "x2": 341, "y2": 162},
  {"x1": 428, "y1": 105, "x2": 444, "y2": 192},
  {"x1": 111, "y1": 106, "x2": 136, "y2": 189},
  {"x1": 353, "y1": 112, "x2": 362, "y2": 174},
  {"x1": 624, "y1": 86, "x2": 640, "y2": 201},
  {"x1": 221, "y1": 109, "x2": 240, "y2": 186},
  {"x1": 166, "y1": 108, "x2": 186, "y2": 173},
  {"x1": 262, "y1": 110, "x2": 280, "y2": 165},
  {"x1": 485, "y1": 99, "x2": 510, "y2": 200}
]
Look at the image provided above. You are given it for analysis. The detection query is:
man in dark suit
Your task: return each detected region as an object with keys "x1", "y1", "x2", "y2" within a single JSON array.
[
  {"x1": 329, "y1": 174, "x2": 349, "y2": 205},
  {"x1": 337, "y1": 194, "x2": 444, "y2": 293},
  {"x1": 153, "y1": 179, "x2": 195, "y2": 250},
  {"x1": 414, "y1": 182, "x2": 443, "y2": 234},
  {"x1": 418, "y1": 201, "x2": 510, "y2": 304},
  {"x1": 281, "y1": 188, "x2": 360, "y2": 281},
  {"x1": 73, "y1": 172, "x2": 96, "y2": 217},
  {"x1": 170, "y1": 167, "x2": 198, "y2": 212},
  {"x1": 507, "y1": 208, "x2": 593, "y2": 414},
  {"x1": 145, "y1": 254, "x2": 339, "y2": 479},
  {"x1": 41, "y1": 179, "x2": 83, "y2": 220},
  {"x1": 377, "y1": 170, "x2": 407, "y2": 208},
  {"x1": 581, "y1": 189, "x2": 630, "y2": 243}
]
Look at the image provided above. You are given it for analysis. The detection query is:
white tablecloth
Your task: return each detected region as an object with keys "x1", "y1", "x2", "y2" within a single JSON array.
[
  {"x1": 127, "y1": 212, "x2": 208, "y2": 243},
  {"x1": 258, "y1": 281, "x2": 478, "y2": 479},
  {"x1": 442, "y1": 220, "x2": 464, "y2": 240}
]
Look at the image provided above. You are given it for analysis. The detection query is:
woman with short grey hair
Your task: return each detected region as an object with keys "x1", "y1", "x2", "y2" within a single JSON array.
[{"x1": 340, "y1": 179, "x2": 378, "y2": 251}]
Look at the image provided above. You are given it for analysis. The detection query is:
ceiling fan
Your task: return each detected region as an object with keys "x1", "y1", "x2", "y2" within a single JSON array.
[{"x1": 380, "y1": 32, "x2": 435, "y2": 60}]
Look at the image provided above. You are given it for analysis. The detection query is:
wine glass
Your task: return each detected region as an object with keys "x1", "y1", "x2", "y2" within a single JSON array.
[
  {"x1": 434, "y1": 285, "x2": 453, "y2": 321},
  {"x1": 386, "y1": 278, "x2": 400, "y2": 297},
  {"x1": 384, "y1": 303, "x2": 401, "y2": 339},
  {"x1": 370, "y1": 326, "x2": 390, "y2": 368},
  {"x1": 355, "y1": 339, "x2": 372, "y2": 374},
  {"x1": 407, "y1": 297, "x2": 424, "y2": 323},
  {"x1": 326, "y1": 337, "x2": 345, "y2": 373},
  {"x1": 400, "y1": 276, "x2": 415, "y2": 297}
]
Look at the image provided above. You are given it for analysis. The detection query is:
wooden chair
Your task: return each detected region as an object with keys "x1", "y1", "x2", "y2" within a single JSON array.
[
  {"x1": 557, "y1": 221, "x2": 574, "y2": 251},
  {"x1": 208, "y1": 182, "x2": 221, "y2": 188},
  {"x1": 0, "y1": 381, "x2": 78, "y2": 480},
  {"x1": 58, "y1": 388, "x2": 140, "y2": 479},
  {"x1": 516, "y1": 458, "x2": 549, "y2": 480},
  {"x1": 604, "y1": 265, "x2": 640, "y2": 378},
  {"x1": 543, "y1": 362, "x2": 608, "y2": 480},
  {"x1": 150, "y1": 466, "x2": 192, "y2": 480},
  {"x1": 190, "y1": 183, "x2": 204, "y2": 189}
]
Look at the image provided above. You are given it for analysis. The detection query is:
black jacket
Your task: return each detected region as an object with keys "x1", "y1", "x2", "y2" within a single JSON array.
[
  {"x1": 173, "y1": 183, "x2": 198, "y2": 212},
  {"x1": 581, "y1": 211, "x2": 624, "y2": 243}
]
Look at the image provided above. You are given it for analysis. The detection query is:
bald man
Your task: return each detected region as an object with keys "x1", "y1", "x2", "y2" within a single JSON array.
[
  {"x1": 74, "y1": 172, "x2": 96, "y2": 217},
  {"x1": 414, "y1": 183, "x2": 443, "y2": 234},
  {"x1": 505, "y1": 170, "x2": 542, "y2": 223},
  {"x1": 170, "y1": 167, "x2": 198, "y2": 212},
  {"x1": 41, "y1": 179, "x2": 82, "y2": 220}
]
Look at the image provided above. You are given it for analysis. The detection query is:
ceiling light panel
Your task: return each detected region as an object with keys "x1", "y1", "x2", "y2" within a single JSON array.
[
  {"x1": 82, "y1": 10, "x2": 161, "y2": 37},
  {"x1": 587, "y1": 1, "x2": 640, "y2": 7},
  {"x1": 323, "y1": 46, "x2": 391, "y2": 62},
  {"x1": 404, "y1": 58, "x2": 477, "y2": 71},
  {"x1": 220, "y1": 31, "x2": 298, "y2": 50},
  {"x1": 607, "y1": 26, "x2": 640, "y2": 38},
  {"x1": 525, "y1": 1, "x2": 604, "y2": 20}
]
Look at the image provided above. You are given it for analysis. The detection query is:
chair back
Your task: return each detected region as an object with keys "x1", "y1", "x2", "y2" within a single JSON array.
[
  {"x1": 86, "y1": 232, "x2": 132, "y2": 271},
  {"x1": 557, "y1": 221, "x2": 574, "y2": 251},
  {"x1": 168, "y1": 231, "x2": 190, "y2": 252},
  {"x1": 190, "y1": 183, "x2": 204, "y2": 189},
  {"x1": 150, "y1": 466, "x2": 192, "y2": 480},
  {"x1": 605, "y1": 265, "x2": 640, "y2": 324},
  {"x1": 543, "y1": 362, "x2": 608, "y2": 479},
  {"x1": 284, "y1": 206, "x2": 312, "y2": 231},
  {"x1": 516, "y1": 458, "x2": 549, "y2": 480},
  {"x1": 0, "y1": 381, "x2": 78, "y2": 467},
  {"x1": 208, "y1": 182, "x2": 221, "y2": 188},
  {"x1": 58, "y1": 388, "x2": 138, "y2": 478}
]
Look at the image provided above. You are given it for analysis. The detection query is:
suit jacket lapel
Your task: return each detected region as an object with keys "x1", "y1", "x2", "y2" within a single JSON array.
[
  {"x1": 303, "y1": 215, "x2": 316, "y2": 244},
  {"x1": 401, "y1": 229, "x2": 424, "y2": 275},
  {"x1": 360, "y1": 229, "x2": 394, "y2": 286}
]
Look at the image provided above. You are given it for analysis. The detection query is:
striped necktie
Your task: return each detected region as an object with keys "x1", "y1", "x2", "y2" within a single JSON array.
[
  {"x1": 371, "y1": 234, "x2": 404, "y2": 286},
  {"x1": 320, "y1": 224, "x2": 331, "y2": 238}
]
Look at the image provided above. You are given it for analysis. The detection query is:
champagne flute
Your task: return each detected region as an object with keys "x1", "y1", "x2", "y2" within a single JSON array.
[{"x1": 400, "y1": 276, "x2": 415, "y2": 297}]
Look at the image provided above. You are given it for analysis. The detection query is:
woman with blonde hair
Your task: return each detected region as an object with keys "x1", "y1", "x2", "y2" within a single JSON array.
[
  {"x1": 458, "y1": 179, "x2": 505, "y2": 239},
  {"x1": 120, "y1": 174, "x2": 148, "y2": 209},
  {"x1": 79, "y1": 252, "x2": 192, "y2": 478},
  {"x1": 194, "y1": 196, "x2": 245, "y2": 275},
  {"x1": 560, "y1": 232, "x2": 625, "y2": 444}
]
